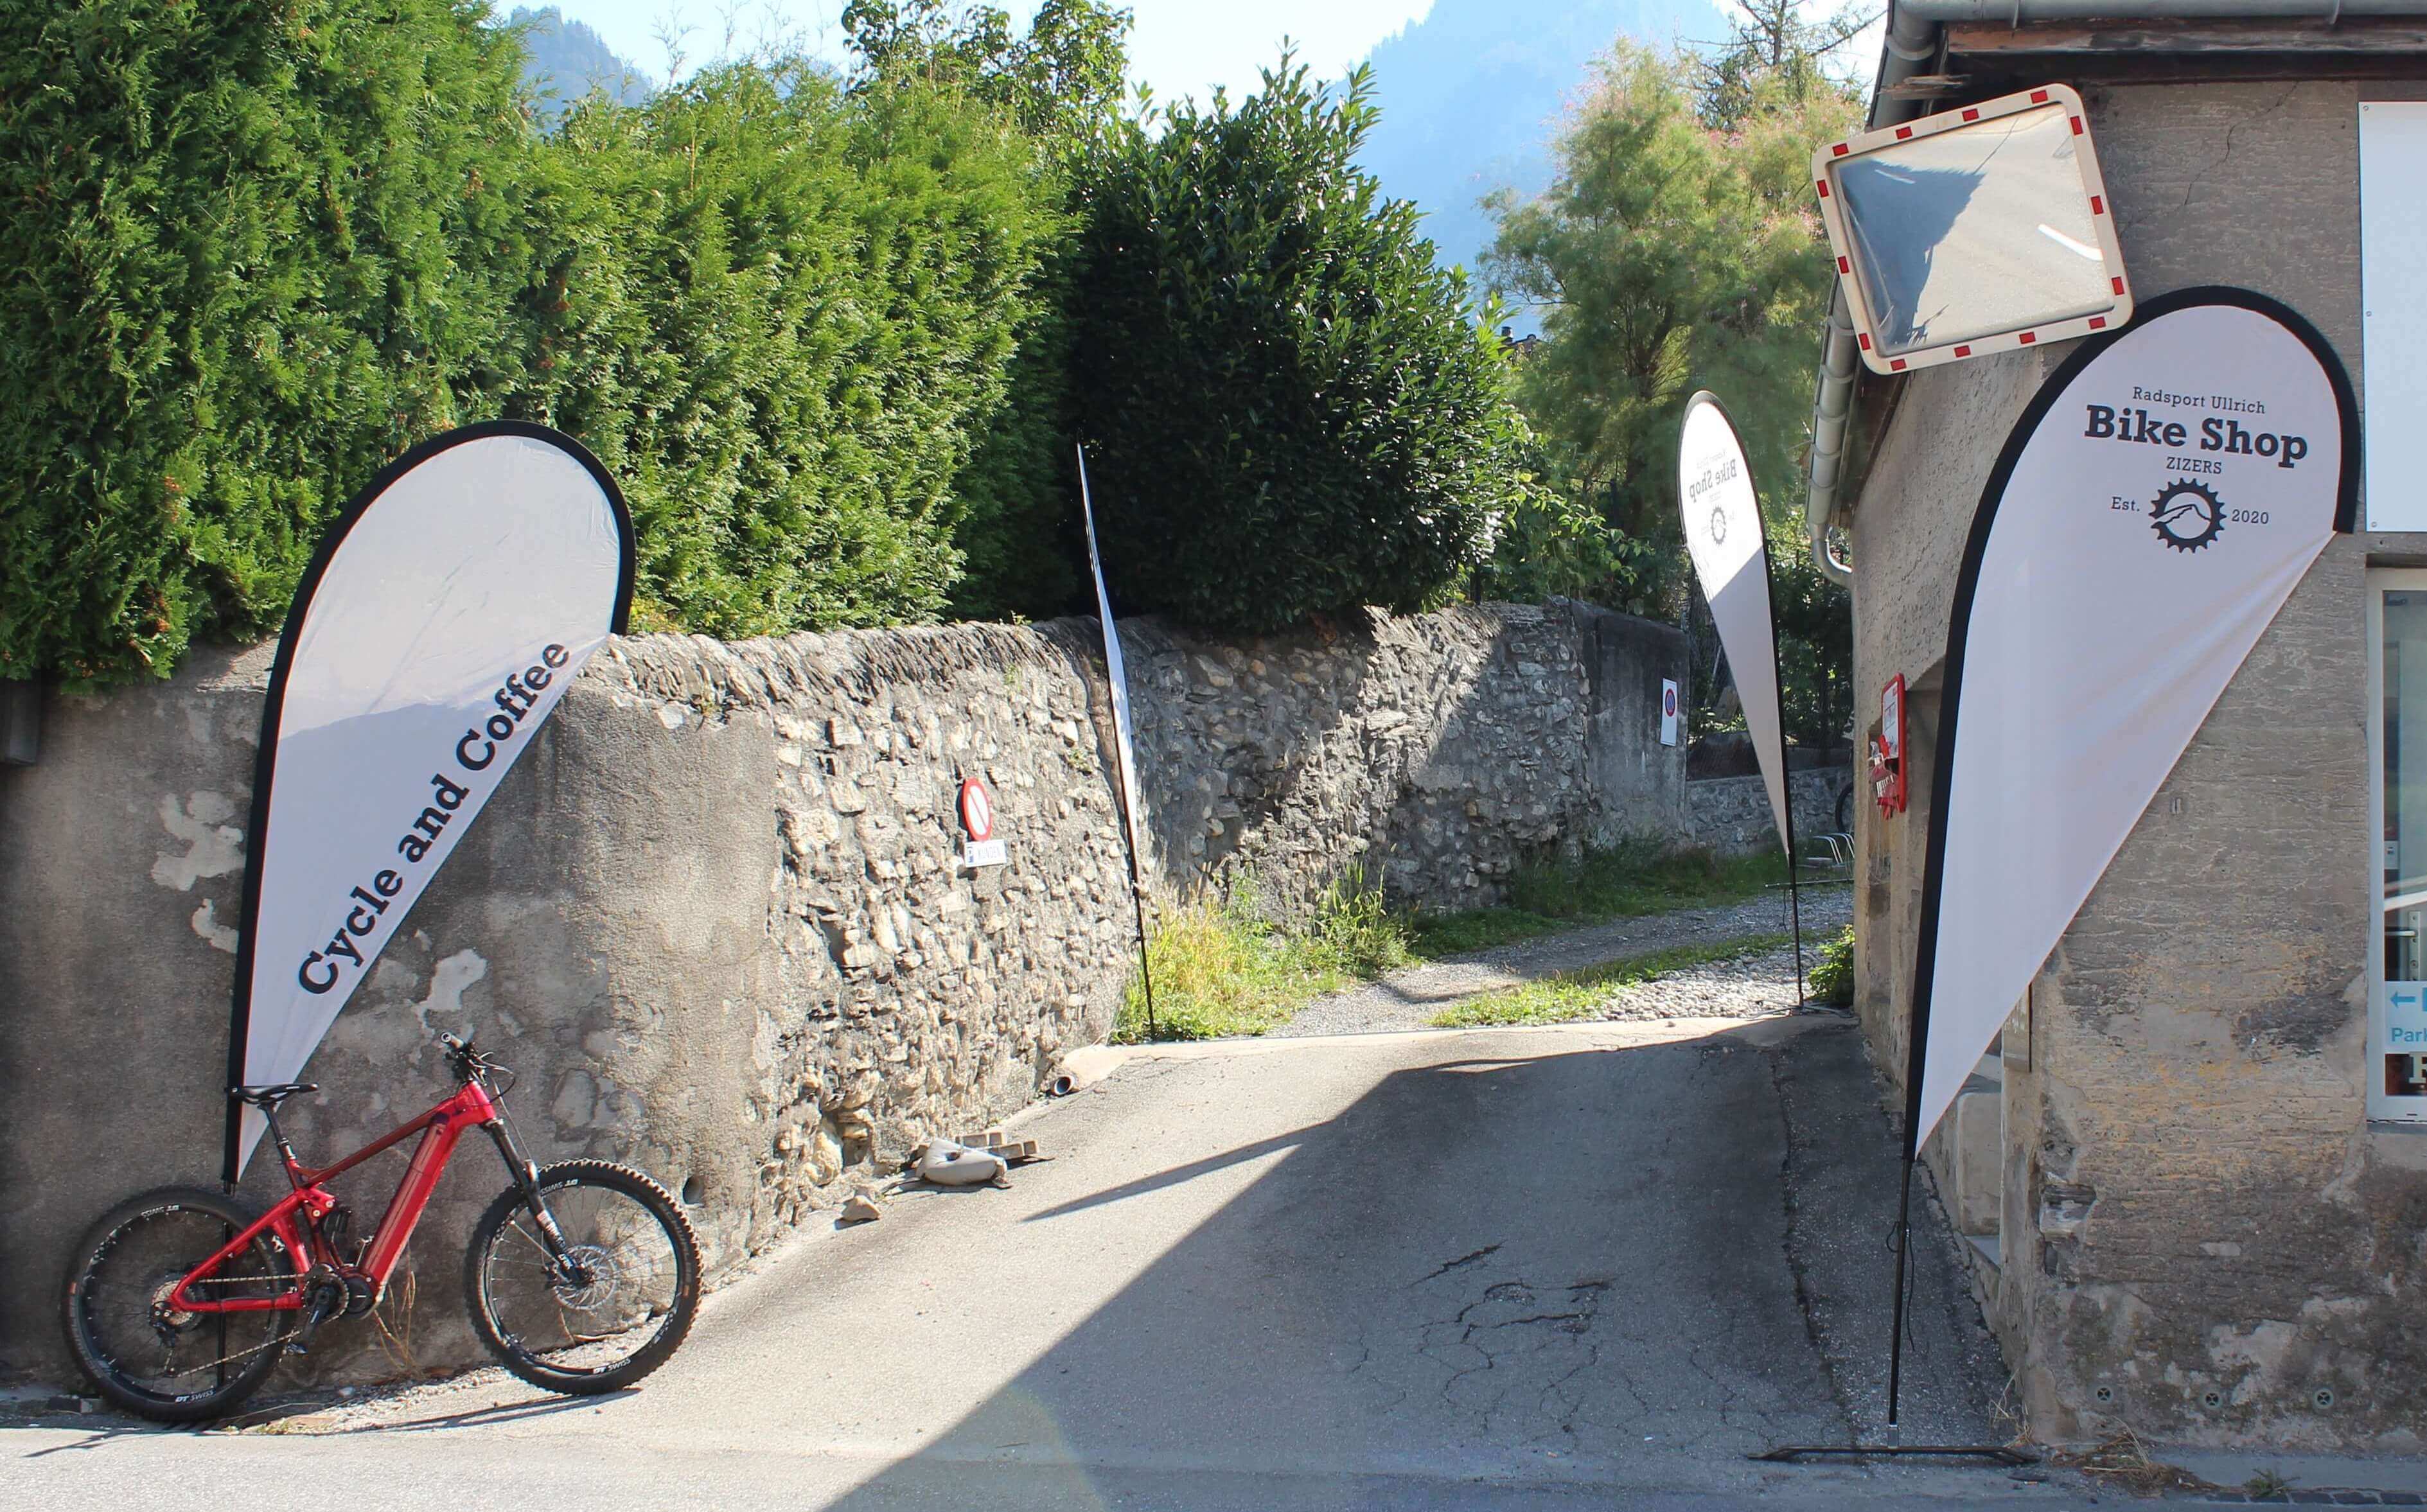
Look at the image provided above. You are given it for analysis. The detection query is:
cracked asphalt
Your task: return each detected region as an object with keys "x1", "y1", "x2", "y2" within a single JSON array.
[{"x1": 4, "y1": 1014, "x2": 2060, "y2": 1510}]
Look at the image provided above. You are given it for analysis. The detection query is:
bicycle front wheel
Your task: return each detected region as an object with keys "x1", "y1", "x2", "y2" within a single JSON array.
[{"x1": 464, "y1": 1160, "x2": 700, "y2": 1394}]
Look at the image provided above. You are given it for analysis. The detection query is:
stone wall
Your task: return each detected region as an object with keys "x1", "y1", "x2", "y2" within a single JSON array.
[
  {"x1": 1687, "y1": 768, "x2": 1851, "y2": 857},
  {"x1": 0, "y1": 599, "x2": 1686, "y2": 1386},
  {"x1": 1847, "y1": 76, "x2": 2427, "y2": 1450}
]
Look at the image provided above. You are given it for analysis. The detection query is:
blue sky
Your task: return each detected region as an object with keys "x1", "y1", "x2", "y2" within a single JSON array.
[{"x1": 524, "y1": 1, "x2": 1438, "y2": 102}]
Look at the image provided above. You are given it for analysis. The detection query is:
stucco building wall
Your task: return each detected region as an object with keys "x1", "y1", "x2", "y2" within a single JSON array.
[{"x1": 1850, "y1": 78, "x2": 2427, "y2": 1448}]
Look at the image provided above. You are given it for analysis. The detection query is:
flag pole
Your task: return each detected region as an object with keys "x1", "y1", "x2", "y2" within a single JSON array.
[
  {"x1": 1076, "y1": 442, "x2": 1157, "y2": 1039},
  {"x1": 1756, "y1": 516, "x2": 1806, "y2": 1007},
  {"x1": 1885, "y1": 1150, "x2": 1916, "y2": 1426}
]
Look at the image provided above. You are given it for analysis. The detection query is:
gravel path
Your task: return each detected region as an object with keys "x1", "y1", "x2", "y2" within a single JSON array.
[{"x1": 1273, "y1": 883, "x2": 1853, "y2": 1037}]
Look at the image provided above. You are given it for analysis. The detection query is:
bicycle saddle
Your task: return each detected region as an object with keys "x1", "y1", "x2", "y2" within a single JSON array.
[{"x1": 229, "y1": 1083, "x2": 319, "y2": 1107}]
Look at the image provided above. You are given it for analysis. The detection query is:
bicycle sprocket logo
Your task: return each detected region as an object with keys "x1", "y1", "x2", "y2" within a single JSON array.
[{"x1": 2150, "y1": 479, "x2": 2224, "y2": 552}]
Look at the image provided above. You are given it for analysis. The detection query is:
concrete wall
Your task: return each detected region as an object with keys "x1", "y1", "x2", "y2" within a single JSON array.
[
  {"x1": 1688, "y1": 768, "x2": 1851, "y2": 857},
  {"x1": 0, "y1": 600, "x2": 1686, "y2": 1387},
  {"x1": 1849, "y1": 76, "x2": 2427, "y2": 1449}
]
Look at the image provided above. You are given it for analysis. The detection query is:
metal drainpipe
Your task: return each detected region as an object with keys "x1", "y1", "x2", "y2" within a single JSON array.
[{"x1": 1804, "y1": 1, "x2": 1939, "y2": 588}]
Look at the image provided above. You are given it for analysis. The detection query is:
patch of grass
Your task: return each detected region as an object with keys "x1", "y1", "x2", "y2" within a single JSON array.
[
  {"x1": 1404, "y1": 906, "x2": 1568, "y2": 959},
  {"x1": 1114, "y1": 873, "x2": 1415, "y2": 1042},
  {"x1": 1406, "y1": 840, "x2": 1790, "y2": 960},
  {"x1": 1809, "y1": 924, "x2": 1855, "y2": 1007},
  {"x1": 1425, "y1": 935, "x2": 1791, "y2": 1029},
  {"x1": 1508, "y1": 838, "x2": 1790, "y2": 920}
]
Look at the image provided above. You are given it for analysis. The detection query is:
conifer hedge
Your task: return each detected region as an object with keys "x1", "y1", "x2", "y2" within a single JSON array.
[
  {"x1": 508, "y1": 63, "x2": 1055, "y2": 637},
  {"x1": 3, "y1": 6, "x2": 1539, "y2": 683},
  {"x1": 0, "y1": 1, "x2": 531, "y2": 681},
  {"x1": 1, "y1": 4, "x2": 1058, "y2": 682}
]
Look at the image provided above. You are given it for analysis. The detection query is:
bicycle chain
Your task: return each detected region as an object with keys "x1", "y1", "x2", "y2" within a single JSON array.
[
  {"x1": 160, "y1": 1330, "x2": 289, "y2": 1380},
  {"x1": 148, "y1": 1272, "x2": 302, "y2": 1379}
]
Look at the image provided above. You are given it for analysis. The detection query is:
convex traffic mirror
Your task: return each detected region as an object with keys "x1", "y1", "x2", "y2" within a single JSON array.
[{"x1": 1814, "y1": 84, "x2": 2131, "y2": 375}]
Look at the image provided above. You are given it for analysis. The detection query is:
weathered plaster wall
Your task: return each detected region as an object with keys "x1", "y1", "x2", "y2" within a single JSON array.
[
  {"x1": 0, "y1": 600, "x2": 1686, "y2": 1387},
  {"x1": 1850, "y1": 76, "x2": 2427, "y2": 1448},
  {"x1": 1687, "y1": 768, "x2": 1851, "y2": 856}
]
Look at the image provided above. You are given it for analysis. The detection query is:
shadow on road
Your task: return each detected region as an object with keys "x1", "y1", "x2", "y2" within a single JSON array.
[{"x1": 827, "y1": 1017, "x2": 2008, "y2": 1506}]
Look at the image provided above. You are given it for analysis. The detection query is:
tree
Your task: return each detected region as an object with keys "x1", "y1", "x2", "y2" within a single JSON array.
[
  {"x1": 1695, "y1": 0, "x2": 1875, "y2": 134},
  {"x1": 1483, "y1": 38, "x2": 1859, "y2": 742},
  {"x1": 1066, "y1": 58, "x2": 1530, "y2": 634},
  {"x1": 842, "y1": 0, "x2": 1129, "y2": 141},
  {"x1": 1485, "y1": 46, "x2": 1857, "y2": 592}
]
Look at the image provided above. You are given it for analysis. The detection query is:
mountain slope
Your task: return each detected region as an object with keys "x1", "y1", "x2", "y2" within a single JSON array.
[
  {"x1": 1356, "y1": 0, "x2": 1724, "y2": 288},
  {"x1": 508, "y1": 6, "x2": 654, "y2": 116}
]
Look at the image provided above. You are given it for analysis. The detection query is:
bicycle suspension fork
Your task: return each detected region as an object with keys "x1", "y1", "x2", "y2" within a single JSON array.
[{"x1": 483, "y1": 1111, "x2": 579, "y2": 1273}]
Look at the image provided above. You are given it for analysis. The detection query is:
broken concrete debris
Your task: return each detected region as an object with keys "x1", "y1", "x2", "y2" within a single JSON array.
[
  {"x1": 838, "y1": 1193, "x2": 883, "y2": 1225},
  {"x1": 912, "y1": 1138, "x2": 1009, "y2": 1187}
]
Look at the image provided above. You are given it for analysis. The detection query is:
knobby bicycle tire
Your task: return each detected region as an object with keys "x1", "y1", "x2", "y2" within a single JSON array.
[
  {"x1": 60, "y1": 1185, "x2": 299, "y2": 1422},
  {"x1": 463, "y1": 1159, "x2": 702, "y2": 1395}
]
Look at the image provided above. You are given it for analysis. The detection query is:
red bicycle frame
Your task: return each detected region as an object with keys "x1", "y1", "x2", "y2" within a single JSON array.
[{"x1": 170, "y1": 1078, "x2": 507, "y2": 1316}]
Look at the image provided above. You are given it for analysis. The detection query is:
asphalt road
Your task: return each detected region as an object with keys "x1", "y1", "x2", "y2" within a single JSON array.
[{"x1": 4, "y1": 1015, "x2": 2070, "y2": 1511}]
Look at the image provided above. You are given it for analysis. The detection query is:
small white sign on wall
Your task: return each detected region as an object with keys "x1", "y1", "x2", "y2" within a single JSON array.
[
  {"x1": 1659, "y1": 678, "x2": 1681, "y2": 746},
  {"x1": 2363, "y1": 103, "x2": 2427, "y2": 532}
]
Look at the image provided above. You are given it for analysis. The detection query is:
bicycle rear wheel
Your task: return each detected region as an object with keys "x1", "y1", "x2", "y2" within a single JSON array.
[
  {"x1": 60, "y1": 1186, "x2": 299, "y2": 1421},
  {"x1": 464, "y1": 1160, "x2": 700, "y2": 1394}
]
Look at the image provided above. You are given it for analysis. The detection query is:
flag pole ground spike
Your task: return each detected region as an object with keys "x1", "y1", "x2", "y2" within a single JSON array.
[{"x1": 1749, "y1": 1152, "x2": 2036, "y2": 1467}]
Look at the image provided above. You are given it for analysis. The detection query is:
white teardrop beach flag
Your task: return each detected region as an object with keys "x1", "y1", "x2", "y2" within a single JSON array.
[
  {"x1": 1905, "y1": 288, "x2": 2358, "y2": 1149},
  {"x1": 225, "y1": 422, "x2": 631, "y2": 1177},
  {"x1": 1075, "y1": 444, "x2": 1146, "y2": 868},
  {"x1": 1678, "y1": 392, "x2": 1792, "y2": 856}
]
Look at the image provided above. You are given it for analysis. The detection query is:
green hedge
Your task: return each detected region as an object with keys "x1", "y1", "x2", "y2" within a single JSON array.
[
  {"x1": 3, "y1": 8, "x2": 1545, "y2": 682},
  {"x1": 0, "y1": 0, "x2": 531, "y2": 681},
  {"x1": 507, "y1": 64, "x2": 1057, "y2": 637},
  {"x1": 1, "y1": 6, "x2": 1063, "y2": 683}
]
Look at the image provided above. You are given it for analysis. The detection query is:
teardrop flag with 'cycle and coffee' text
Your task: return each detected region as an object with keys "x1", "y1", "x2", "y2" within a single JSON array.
[{"x1": 224, "y1": 422, "x2": 632, "y2": 1179}]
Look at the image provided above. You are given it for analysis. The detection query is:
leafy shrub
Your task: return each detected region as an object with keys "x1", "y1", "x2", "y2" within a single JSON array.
[
  {"x1": 507, "y1": 63, "x2": 1059, "y2": 636},
  {"x1": 1067, "y1": 59, "x2": 1531, "y2": 634},
  {"x1": 0, "y1": 1, "x2": 531, "y2": 681},
  {"x1": 1810, "y1": 924, "x2": 1855, "y2": 1007}
]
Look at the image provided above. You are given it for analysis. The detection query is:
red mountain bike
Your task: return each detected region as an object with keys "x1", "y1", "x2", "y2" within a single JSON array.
[{"x1": 61, "y1": 1032, "x2": 701, "y2": 1422}]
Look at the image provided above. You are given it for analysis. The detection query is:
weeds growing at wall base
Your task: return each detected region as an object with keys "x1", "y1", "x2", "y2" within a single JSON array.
[{"x1": 1113, "y1": 872, "x2": 1414, "y2": 1042}]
